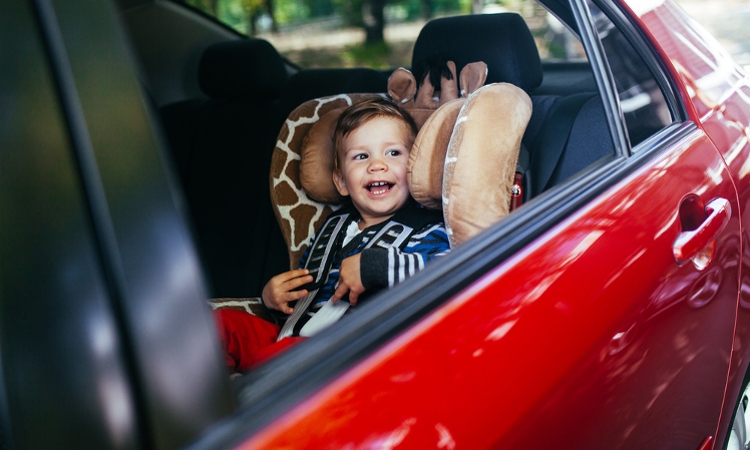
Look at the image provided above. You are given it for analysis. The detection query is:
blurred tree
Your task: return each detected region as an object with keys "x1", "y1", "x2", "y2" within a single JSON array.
[
  {"x1": 243, "y1": 0, "x2": 278, "y2": 34},
  {"x1": 362, "y1": 0, "x2": 386, "y2": 43},
  {"x1": 184, "y1": 0, "x2": 218, "y2": 14}
]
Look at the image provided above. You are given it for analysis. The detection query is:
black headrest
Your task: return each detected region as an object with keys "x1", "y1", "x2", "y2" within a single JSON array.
[
  {"x1": 198, "y1": 39, "x2": 288, "y2": 100},
  {"x1": 412, "y1": 13, "x2": 542, "y2": 92}
]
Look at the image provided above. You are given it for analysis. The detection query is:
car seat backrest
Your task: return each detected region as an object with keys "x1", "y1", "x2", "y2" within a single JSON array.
[
  {"x1": 271, "y1": 82, "x2": 532, "y2": 265},
  {"x1": 271, "y1": 93, "x2": 382, "y2": 269},
  {"x1": 159, "y1": 39, "x2": 290, "y2": 297},
  {"x1": 526, "y1": 94, "x2": 614, "y2": 197},
  {"x1": 278, "y1": 68, "x2": 389, "y2": 119}
]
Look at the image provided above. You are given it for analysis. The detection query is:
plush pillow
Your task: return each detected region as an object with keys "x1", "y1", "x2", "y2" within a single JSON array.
[{"x1": 443, "y1": 83, "x2": 532, "y2": 247}]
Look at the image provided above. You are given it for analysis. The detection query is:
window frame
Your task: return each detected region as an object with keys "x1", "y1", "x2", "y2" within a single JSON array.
[{"x1": 574, "y1": 0, "x2": 688, "y2": 157}]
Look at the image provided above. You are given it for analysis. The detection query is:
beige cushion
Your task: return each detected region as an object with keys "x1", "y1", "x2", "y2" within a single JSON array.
[
  {"x1": 408, "y1": 98, "x2": 465, "y2": 210},
  {"x1": 443, "y1": 83, "x2": 532, "y2": 247},
  {"x1": 299, "y1": 107, "x2": 346, "y2": 203}
]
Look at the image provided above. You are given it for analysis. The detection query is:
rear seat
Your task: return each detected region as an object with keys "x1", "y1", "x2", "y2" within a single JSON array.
[
  {"x1": 159, "y1": 40, "x2": 391, "y2": 298},
  {"x1": 278, "y1": 67, "x2": 389, "y2": 119},
  {"x1": 160, "y1": 39, "x2": 290, "y2": 297},
  {"x1": 411, "y1": 13, "x2": 615, "y2": 201}
]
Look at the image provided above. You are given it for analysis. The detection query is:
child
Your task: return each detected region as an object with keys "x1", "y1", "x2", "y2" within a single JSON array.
[{"x1": 215, "y1": 98, "x2": 450, "y2": 372}]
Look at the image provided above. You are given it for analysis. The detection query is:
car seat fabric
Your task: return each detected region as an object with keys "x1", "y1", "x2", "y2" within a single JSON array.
[
  {"x1": 159, "y1": 39, "x2": 290, "y2": 298},
  {"x1": 278, "y1": 68, "x2": 389, "y2": 119},
  {"x1": 546, "y1": 95, "x2": 615, "y2": 187},
  {"x1": 443, "y1": 83, "x2": 532, "y2": 247},
  {"x1": 526, "y1": 93, "x2": 596, "y2": 197},
  {"x1": 271, "y1": 93, "x2": 382, "y2": 270}
]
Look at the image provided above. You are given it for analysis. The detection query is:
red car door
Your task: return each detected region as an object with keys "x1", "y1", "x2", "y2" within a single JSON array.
[
  {"x1": 637, "y1": 1, "x2": 750, "y2": 441},
  {"x1": 234, "y1": 2, "x2": 741, "y2": 449}
]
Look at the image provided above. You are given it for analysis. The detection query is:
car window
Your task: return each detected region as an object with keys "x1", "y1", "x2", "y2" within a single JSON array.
[
  {"x1": 175, "y1": 0, "x2": 586, "y2": 69},
  {"x1": 587, "y1": 0, "x2": 674, "y2": 148}
]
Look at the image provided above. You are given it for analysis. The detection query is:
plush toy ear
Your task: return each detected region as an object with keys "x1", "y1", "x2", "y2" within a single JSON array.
[
  {"x1": 439, "y1": 60, "x2": 459, "y2": 101},
  {"x1": 387, "y1": 68, "x2": 417, "y2": 108},
  {"x1": 459, "y1": 61, "x2": 488, "y2": 97},
  {"x1": 412, "y1": 60, "x2": 458, "y2": 129},
  {"x1": 443, "y1": 83, "x2": 532, "y2": 247},
  {"x1": 299, "y1": 107, "x2": 346, "y2": 203}
]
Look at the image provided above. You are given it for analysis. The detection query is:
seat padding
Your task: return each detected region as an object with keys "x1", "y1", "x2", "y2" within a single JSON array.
[{"x1": 279, "y1": 68, "x2": 388, "y2": 118}]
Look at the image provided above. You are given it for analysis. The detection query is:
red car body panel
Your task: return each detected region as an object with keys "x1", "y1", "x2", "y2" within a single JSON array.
[
  {"x1": 637, "y1": 0, "x2": 750, "y2": 445},
  {"x1": 238, "y1": 1, "x2": 749, "y2": 448}
]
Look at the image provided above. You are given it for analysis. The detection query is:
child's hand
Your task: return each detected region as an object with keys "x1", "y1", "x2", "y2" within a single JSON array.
[
  {"x1": 331, "y1": 254, "x2": 365, "y2": 306},
  {"x1": 261, "y1": 269, "x2": 313, "y2": 314}
]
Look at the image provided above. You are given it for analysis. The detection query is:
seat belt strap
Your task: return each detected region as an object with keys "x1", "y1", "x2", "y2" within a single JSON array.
[
  {"x1": 277, "y1": 213, "x2": 349, "y2": 339},
  {"x1": 279, "y1": 218, "x2": 417, "y2": 339}
]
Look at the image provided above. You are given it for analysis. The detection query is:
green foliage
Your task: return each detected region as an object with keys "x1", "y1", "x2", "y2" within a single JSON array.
[
  {"x1": 342, "y1": 41, "x2": 391, "y2": 68},
  {"x1": 275, "y1": 0, "x2": 311, "y2": 23},
  {"x1": 181, "y1": 0, "x2": 468, "y2": 30},
  {"x1": 332, "y1": 0, "x2": 364, "y2": 27},
  {"x1": 391, "y1": 0, "x2": 465, "y2": 20}
]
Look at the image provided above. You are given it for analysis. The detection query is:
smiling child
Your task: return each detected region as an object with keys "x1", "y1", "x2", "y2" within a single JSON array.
[{"x1": 215, "y1": 98, "x2": 450, "y2": 372}]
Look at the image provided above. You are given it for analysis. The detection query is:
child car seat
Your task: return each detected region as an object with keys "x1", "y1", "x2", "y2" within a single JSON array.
[{"x1": 270, "y1": 65, "x2": 531, "y2": 268}]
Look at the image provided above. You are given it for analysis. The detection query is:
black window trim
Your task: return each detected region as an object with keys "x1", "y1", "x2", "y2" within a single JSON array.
[
  {"x1": 592, "y1": 0, "x2": 688, "y2": 126},
  {"x1": 575, "y1": 0, "x2": 689, "y2": 159}
]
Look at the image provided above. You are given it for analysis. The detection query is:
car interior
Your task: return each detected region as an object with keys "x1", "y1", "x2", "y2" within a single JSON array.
[
  {"x1": 3, "y1": 0, "x2": 719, "y2": 447},
  {"x1": 116, "y1": 0, "x2": 619, "y2": 304}
]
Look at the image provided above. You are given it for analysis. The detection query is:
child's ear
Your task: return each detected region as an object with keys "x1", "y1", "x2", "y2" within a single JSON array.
[{"x1": 332, "y1": 169, "x2": 349, "y2": 197}]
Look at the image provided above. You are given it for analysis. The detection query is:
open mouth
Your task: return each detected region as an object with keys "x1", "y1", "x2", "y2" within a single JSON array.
[{"x1": 367, "y1": 181, "x2": 394, "y2": 195}]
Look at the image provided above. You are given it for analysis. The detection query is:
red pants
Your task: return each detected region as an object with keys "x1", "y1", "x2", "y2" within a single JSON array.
[{"x1": 214, "y1": 309, "x2": 304, "y2": 372}]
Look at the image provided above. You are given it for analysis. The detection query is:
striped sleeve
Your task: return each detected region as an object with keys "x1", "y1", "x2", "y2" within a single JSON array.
[{"x1": 360, "y1": 222, "x2": 450, "y2": 289}]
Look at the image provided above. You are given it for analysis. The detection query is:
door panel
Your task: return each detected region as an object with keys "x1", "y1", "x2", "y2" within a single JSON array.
[
  {"x1": 0, "y1": 1, "x2": 140, "y2": 448},
  {"x1": 636, "y1": 1, "x2": 750, "y2": 442}
]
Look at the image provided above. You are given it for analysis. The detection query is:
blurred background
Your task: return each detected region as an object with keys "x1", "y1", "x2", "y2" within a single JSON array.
[
  {"x1": 676, "y1": 0, "x2": 750, "y2": 71},
  {"x1": 178, "y1": 0, "x2": 750, "y2": 71}
]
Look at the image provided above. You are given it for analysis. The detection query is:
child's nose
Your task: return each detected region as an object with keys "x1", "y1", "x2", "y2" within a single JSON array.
[{"x1": 368, "y1": 157, "x2": 388, "y2": 171}]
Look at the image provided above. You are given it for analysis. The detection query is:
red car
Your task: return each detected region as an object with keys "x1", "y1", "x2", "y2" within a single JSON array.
[{"x1": 2, "y1": 0, "x2": 750, "y2": 449}]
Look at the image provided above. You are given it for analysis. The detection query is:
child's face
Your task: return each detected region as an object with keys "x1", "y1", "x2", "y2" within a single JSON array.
[{"x1": 333, "y1": 117, "x2": 413, "y2": 228}]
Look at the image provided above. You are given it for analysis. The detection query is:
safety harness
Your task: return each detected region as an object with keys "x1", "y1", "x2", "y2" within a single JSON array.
[{"x1": 278, "y1": 202, "x2": 442, "y2": 338}]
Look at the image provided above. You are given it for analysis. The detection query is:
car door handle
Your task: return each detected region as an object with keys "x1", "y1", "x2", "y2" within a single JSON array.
[{"x1": 673, "y1": 197, "x2": 731, "y2": 265}]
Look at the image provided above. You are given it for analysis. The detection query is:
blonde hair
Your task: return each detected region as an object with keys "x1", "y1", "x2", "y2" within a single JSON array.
[{"x1": 333, "y1": 98, "x2": 418, "y2": 171}]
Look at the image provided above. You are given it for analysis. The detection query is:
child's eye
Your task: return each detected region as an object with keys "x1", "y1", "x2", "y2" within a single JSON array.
[
  {"x1": 353, "y1": 153, "x2": 368, "y2": 160},
  {"x1": 386, "y1": 149, "x2": 402, "y2": 157}
]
